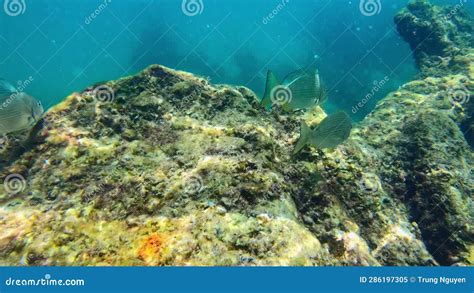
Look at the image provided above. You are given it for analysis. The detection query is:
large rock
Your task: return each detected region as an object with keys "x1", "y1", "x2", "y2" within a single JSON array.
[
  {"x1": 395, "y1": 0, "x2": 473, "y2": 77},
  {"x1": 0, "y1": 0, "x2": 472, "y2": 266}
]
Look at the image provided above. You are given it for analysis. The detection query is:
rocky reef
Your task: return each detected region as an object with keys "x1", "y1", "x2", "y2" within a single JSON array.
[
  {"x1": 0, "y1": 0, "x2": 472, "y2": 266},
  {"x1": 395, "y1": 0, "x2": 473, "y2": 78},
  {"x1": 395, "y1": 0, "x2": 474, "y2": 149}
]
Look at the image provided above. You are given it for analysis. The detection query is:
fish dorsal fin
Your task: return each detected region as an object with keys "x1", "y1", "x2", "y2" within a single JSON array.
[
  {"x1": 0, "y1": 79, "x2": 17, "y2": 97},
  {"x1": 285, "y1": 75, "x2": 305, "y2": 88},
  {"x1": 282, "y1": 69, "x2": 306, "y2": 86},
  {"x1": 261, "y1": 70, "x2": 280, "y2": 108},
  {"x1": 293, "y1": 120, "x2": 312, "y2": 154},
  {"x1": 281, "y1": 67, "x2": 320, "y2": 111},
  {"x1": 283, "y1": 66, "x2": 317, "y2": 84}
]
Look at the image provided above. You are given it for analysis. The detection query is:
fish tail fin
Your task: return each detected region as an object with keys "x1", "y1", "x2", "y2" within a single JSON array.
[
  {"x1": 293, "y1": 120, "x2": 311, "y2": 154},
  {"x1": 261, "y1": 70, "x2": 280, "y2": 109}
]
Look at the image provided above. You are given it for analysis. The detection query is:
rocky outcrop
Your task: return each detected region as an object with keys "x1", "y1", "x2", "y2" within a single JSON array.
[
  {"x1": 395, "y1": 0, "x2": 474, "y2": 152},
  {"x1": 395, "y1": 0, "x2": 473, "y2": 77},
  {"x1": 0, "y1": 0, "x2": 472, "y2": 266}
]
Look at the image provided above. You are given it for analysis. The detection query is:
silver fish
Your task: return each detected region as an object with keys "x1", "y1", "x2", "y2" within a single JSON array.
[
  {"x1": 261, "y1": 67, "x2": 326, "y2": 111},
  {"x1": 294, "y1": 111, "x2": 352, "y2": 154},
  {"x1": 0, "y1": 80, "x2": 44, "y2": 135}
]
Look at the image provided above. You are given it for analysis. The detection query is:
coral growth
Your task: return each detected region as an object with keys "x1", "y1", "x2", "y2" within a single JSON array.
[
  {"x1": 0, "y1": 0, "x2": 472, "y2": 266},
  {"x1": 395, "y1": 0, "x2": 474, "y2": 77}
]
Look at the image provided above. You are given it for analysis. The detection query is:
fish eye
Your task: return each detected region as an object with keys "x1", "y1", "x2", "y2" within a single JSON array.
[{"x1": 37, "y1": 101, "x2": 42, "y2": 107}]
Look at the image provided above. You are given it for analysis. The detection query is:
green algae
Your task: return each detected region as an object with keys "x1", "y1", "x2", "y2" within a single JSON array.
[{"x1": 0, "y1": 0, "x2": 472, "y2": 267}]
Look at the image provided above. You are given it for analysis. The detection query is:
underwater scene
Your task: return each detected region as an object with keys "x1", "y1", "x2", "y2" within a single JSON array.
[{"x1": 0, "y1": 0, "x2": 472, "y2": 266}]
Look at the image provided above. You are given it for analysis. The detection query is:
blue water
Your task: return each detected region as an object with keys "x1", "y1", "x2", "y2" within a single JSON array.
[{"x1": 0, "y1": 0, "x2": 473, "y2": 120}]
